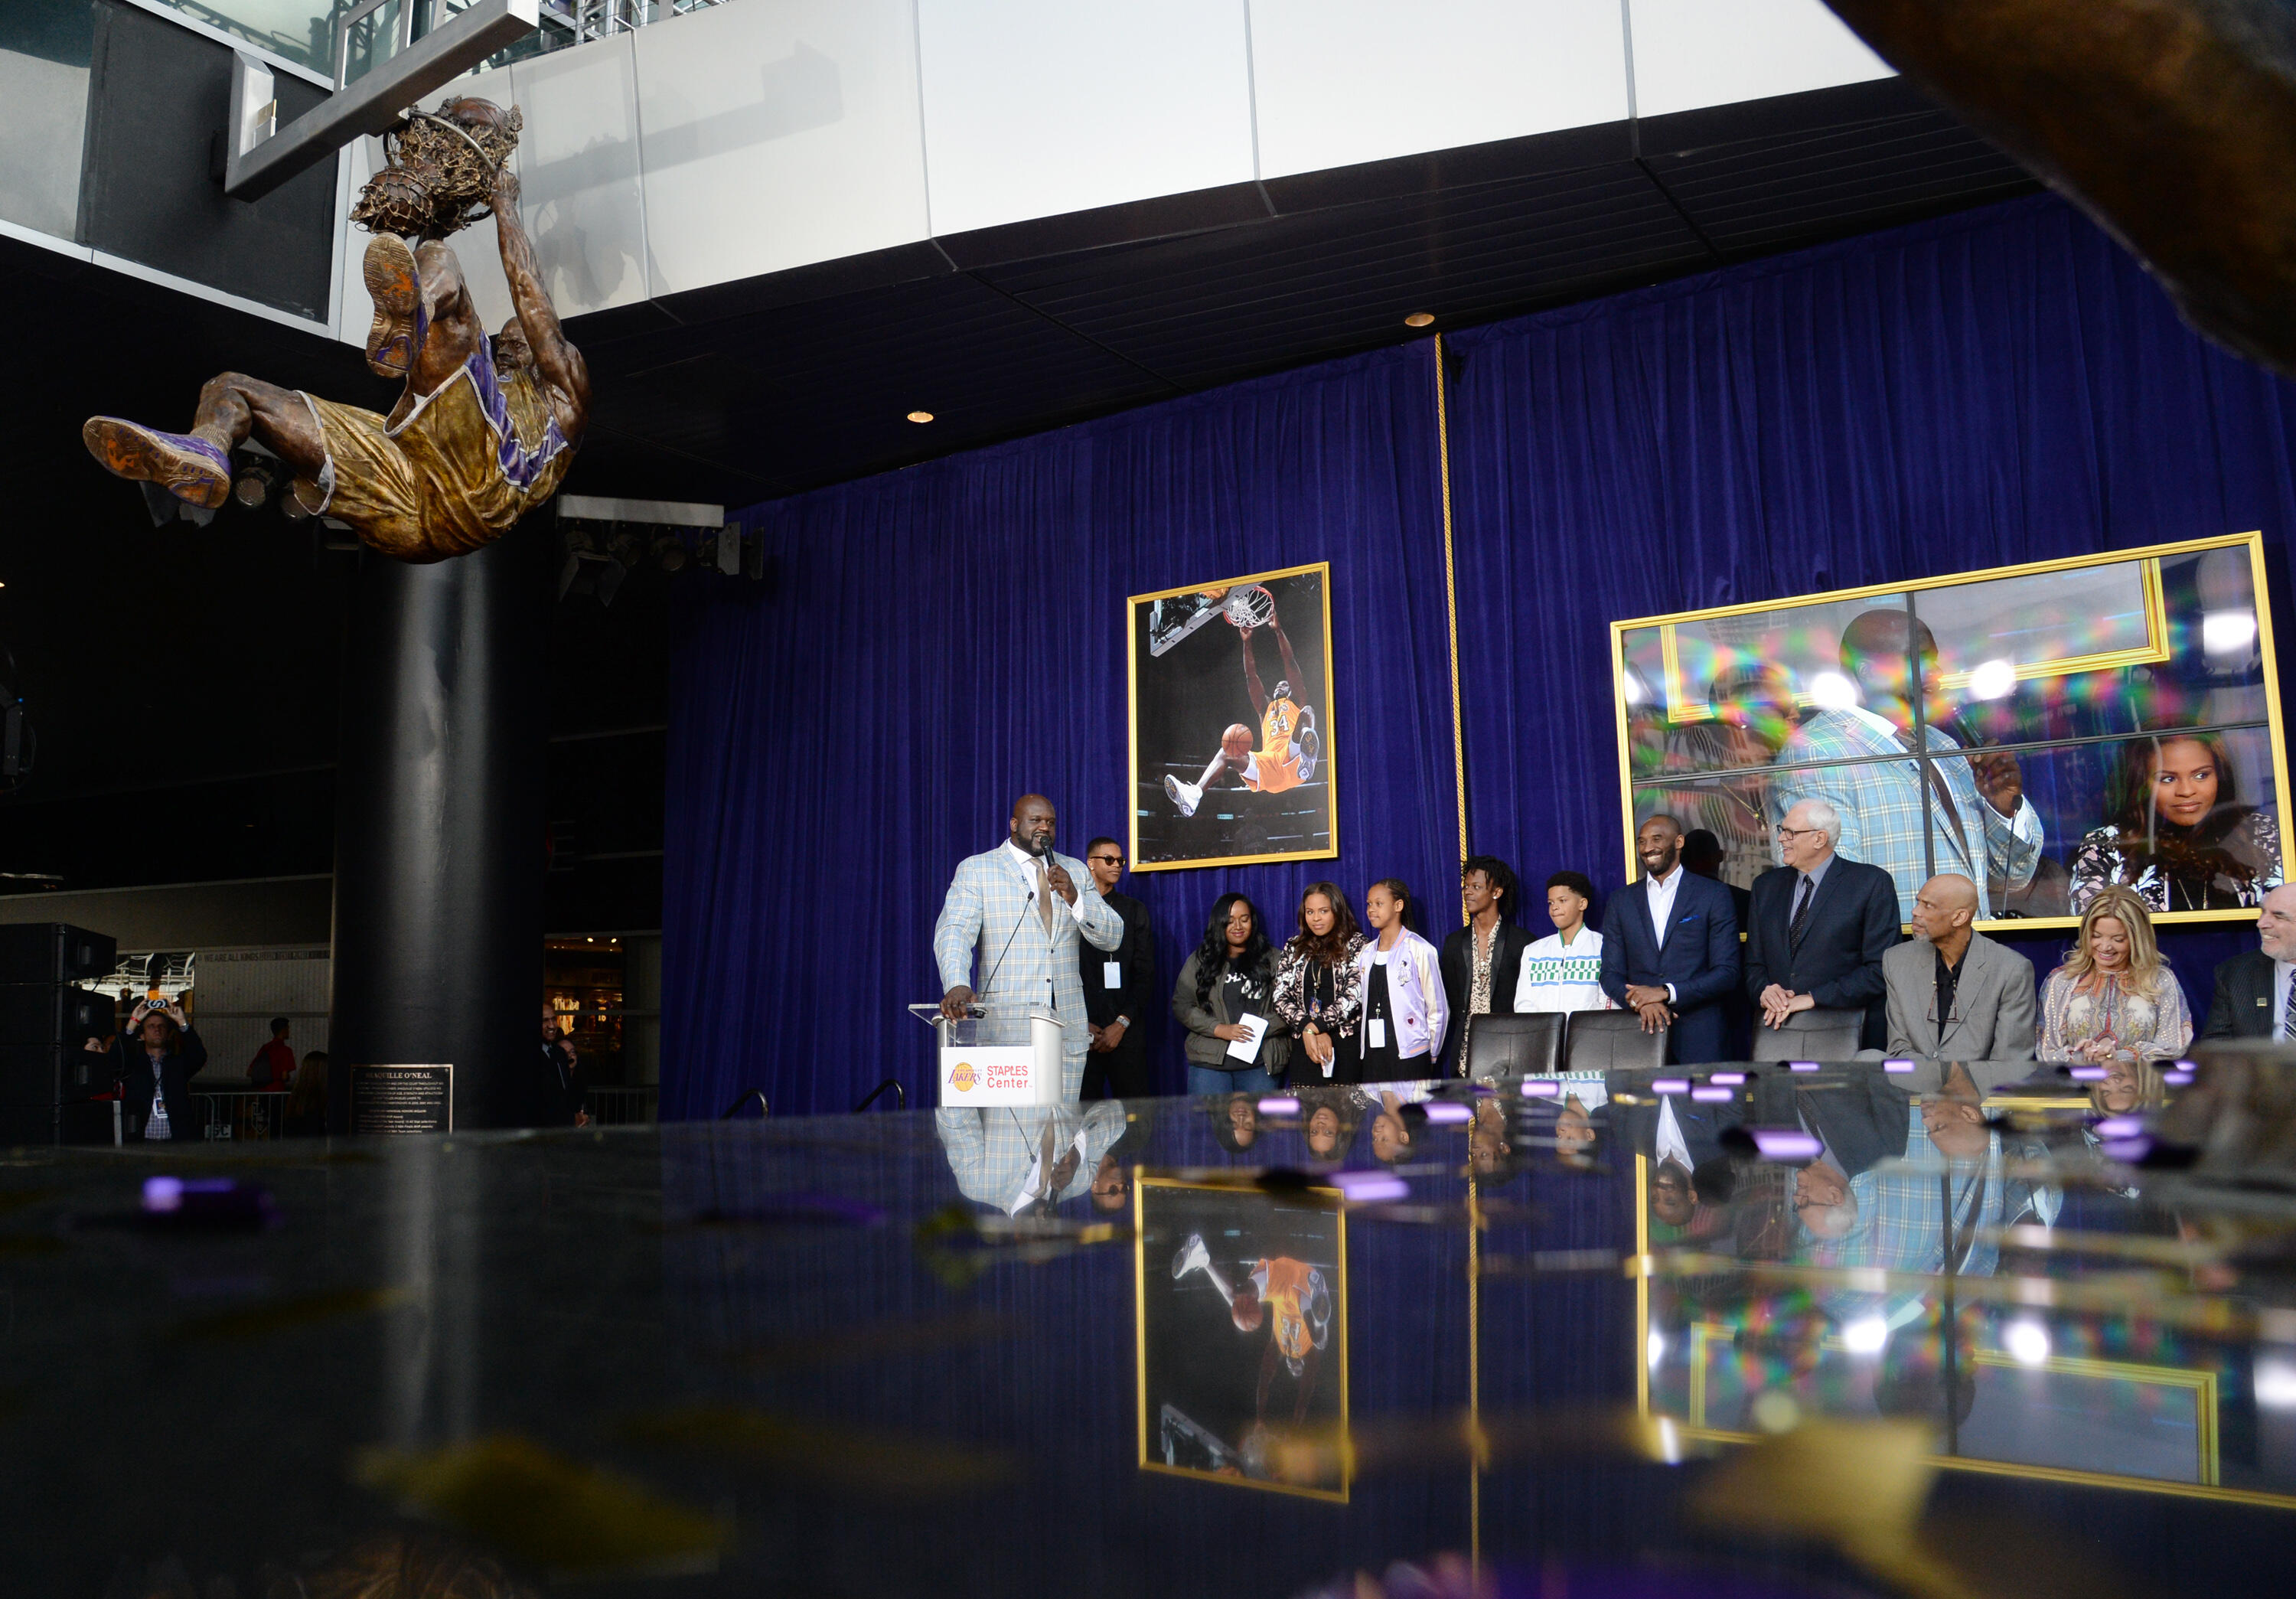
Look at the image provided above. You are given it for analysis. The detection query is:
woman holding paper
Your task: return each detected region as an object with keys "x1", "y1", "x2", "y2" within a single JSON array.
[
  {"x1": 1173, "y1": 893, "x2": 1292, "y2": 1097},
  {"x1": 1351, "y1": 879, "x2": 1447, "y2": 1082},
  {"x1": 1272, "y1": 882, "x2": 1367, "y2": 1085}
]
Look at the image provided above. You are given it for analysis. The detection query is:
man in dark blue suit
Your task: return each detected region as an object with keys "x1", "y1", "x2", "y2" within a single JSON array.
[
  {"x1": 1746, "y1": 798, "x2": 1901, "y2": 1050},
  {"x1": 1597, "y1": 816, "x2": 1743, "y2": 1065}
]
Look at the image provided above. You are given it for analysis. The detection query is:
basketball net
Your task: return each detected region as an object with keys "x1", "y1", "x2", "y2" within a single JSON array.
[{"x1": 1223, "y1": 584, "x2": 1275, "y2": 628}]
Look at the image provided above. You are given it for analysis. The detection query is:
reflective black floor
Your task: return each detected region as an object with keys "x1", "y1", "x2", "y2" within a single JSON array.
[{"x1": 5, "y1": 1058, "x2": 2296, "y2": 1597}]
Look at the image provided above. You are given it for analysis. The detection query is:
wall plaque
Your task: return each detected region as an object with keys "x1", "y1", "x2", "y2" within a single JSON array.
[{"x1": 349, "y1": 1063, "x2": 454, "y2": 1134}]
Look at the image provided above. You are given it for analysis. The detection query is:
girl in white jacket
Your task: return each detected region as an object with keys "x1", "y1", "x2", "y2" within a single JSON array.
[{"x1": 1350, "y1": 879, "x2": 1448, "y2": 1081}]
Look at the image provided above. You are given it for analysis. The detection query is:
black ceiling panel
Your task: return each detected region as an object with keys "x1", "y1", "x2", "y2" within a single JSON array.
[
  {"x1": 978, "y1": 163, "x2": 1714, "y2": 386},
  {"x1": 1646, "y1": 110, "x2": 2037, "y2": 253},
  {"x1": 579, "y1": 269, "x2": 1174, "y2": 501}
]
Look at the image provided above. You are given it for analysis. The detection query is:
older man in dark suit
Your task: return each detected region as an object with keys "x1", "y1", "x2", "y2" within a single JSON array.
[
  {"x1": 2201, "y1": 882, "x2": 2296, "y2": 1041},
  {"x1": 1746, "y1": 798, "x2": 1901, "y2": 1050},
  {"x1": 1597, "y1": 816, "x2": 1742, "y2": 1065}
]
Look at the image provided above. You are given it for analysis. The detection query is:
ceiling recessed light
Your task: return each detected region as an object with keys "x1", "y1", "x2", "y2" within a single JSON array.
[
  {"x1": 1404, "y1": 312, "x2": 1434, "y2": 328},
  {"x1": 906, "y1": 410, "x2": 934, "y2": 424}
]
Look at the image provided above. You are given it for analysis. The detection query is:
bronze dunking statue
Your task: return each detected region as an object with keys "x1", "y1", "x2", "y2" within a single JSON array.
[
  {"x1": 83, "y1": 98, "x2": 588, "y2": 562},
  {"x1": 1821, "y1": 1, "x2": 2296, "y2": 376}
]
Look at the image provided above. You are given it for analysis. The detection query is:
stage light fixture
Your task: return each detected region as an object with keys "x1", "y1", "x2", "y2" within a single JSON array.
[
  {"x1": 906, "y1": 410, "x2": 934, "y2": 423},
  {"x1": 233, "y1": 460, "x2": 278, "y2": 507},
  {"x1": 1404, "y1": 312, "x2": 1434, "y2": 328}
]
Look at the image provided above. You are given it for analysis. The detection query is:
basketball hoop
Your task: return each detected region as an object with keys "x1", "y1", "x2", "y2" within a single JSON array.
[{"x1": 1223, "y1": 583, "x2": 1275, "y2": 628}]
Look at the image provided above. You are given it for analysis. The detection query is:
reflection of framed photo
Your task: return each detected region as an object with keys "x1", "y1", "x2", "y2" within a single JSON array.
[
  {"x1": 1134, "y1": 1177, "x2": 1349, "y2": 1499},
  {"x1": 1611, "y1": 532, "x2": 2291, "y2": 928},
  {"x1": 1129, "y1": 563, "x2": 1336, "y2": 871}
]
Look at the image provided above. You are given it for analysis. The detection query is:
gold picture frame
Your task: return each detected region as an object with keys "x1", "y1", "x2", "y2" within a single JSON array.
[
  {"x1": 1609, "y1": 531, "x2": 2291, "y2": 930},
  {"x1": 1127, "y1": 561, "x2": 1339, "y2": 872}
]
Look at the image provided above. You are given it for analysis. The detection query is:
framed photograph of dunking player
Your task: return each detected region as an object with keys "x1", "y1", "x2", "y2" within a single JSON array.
[
  {"x1": 1611, "y1": 531, "x2": 2292, "y2": 931},
  {"x1": 1135, "y1": 1176, "x2": 1349, "y2": 1499},
  {"x1": 1129, "y1": 563, "x2": 1337, "y2": 870}
]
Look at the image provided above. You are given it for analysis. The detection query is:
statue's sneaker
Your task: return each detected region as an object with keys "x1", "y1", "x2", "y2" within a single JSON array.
[
  {"x1": 81, "y1": 417, "x2": 230, "y2": 509},
  {"x1": 1165, "y1": 775, "x2": 1202, "y2": 818},
  {"x1": 363, "y1": 231, "x2": 427, "y2": 377}
]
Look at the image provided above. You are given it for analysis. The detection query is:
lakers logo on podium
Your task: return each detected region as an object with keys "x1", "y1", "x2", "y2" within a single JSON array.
[{"x1": 948, "y1": 1060, "x2": 977, "y2": 1093}]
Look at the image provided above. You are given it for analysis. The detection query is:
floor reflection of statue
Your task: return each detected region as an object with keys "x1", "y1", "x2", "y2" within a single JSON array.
[{"x1": 82, "y1": 99, "x2": 587, "y2": 563}]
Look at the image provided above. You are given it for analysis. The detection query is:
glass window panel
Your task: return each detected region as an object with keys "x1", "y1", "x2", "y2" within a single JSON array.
[{"x1": 146, "y1": 2, "x2": 343, "y2": 75}]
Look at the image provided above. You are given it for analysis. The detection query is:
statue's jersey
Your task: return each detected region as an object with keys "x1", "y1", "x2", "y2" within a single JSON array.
[{"x1": 301, "y1": 331, "x2": 575, "y2": 562}]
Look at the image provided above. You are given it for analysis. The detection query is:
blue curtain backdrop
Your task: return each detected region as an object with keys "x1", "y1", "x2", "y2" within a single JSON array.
[
  {"x1": 1445, "y1": 193, "x2": 2296, "y2": 1023},
  {"x1": 666, "y1": 194, "x2": 2296, "y2": 1116},
  {"x1": 662, "y1": 344, "x2": 1461, "y2": 1118}
]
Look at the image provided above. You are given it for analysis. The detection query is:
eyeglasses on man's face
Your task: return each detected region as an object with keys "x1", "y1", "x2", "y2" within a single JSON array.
[{"x1": 1775, "y1": 824, "x2": 1825, "y2": 841}]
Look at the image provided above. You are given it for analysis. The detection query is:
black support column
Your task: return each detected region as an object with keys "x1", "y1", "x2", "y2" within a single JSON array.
[{"x1": 329, "y1": 516, "x2": 552, "y2": 1132}]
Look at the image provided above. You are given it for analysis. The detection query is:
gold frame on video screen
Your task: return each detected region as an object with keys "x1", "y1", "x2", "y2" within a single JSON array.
[{"x1": 1609, "y1": 532, "x2": 2291, "y2": 930}]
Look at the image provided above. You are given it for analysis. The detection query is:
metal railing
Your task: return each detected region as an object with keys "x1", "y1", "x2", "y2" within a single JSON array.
[
  {"x1": 584, "y1": 1084, "x2": 659, "y2": 1125},
  {"x1": 494, "y1": 0, "x2": 737, "y2": 67},
  {"x1": 191, "y1": 1088, "x2": 294, "y2": 1141}
]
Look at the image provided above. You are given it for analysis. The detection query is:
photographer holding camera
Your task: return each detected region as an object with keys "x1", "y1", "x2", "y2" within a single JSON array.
[{"x1": 85, "y1": 997, "x2": 207, "y2": 1141}]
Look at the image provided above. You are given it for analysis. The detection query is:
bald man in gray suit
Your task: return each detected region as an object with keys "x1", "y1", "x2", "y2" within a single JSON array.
[{"x1": 1883, "y1": 874, "x2": 2037, "y2": 1060}]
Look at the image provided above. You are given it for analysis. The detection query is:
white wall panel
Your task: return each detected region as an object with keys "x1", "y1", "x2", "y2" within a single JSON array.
[
  {"x1": 634, "y1": 0, "x2": 929, "y2": 297},
  {"x1": 0, "y1": 51, "x2": 92, "y2": 241},
  {"x1": 1250, "y1": 0, "x2": 1628, "y2": 180},
  {"x1": 1628, "y1": 0, "x2": 1890, "y2": 119},
  {"x1": 511, "y1": 35, "x2": 650, "y2": 316},
  {"x1": 918, "y1": 0, "x2": 1256, "y2": 237}
]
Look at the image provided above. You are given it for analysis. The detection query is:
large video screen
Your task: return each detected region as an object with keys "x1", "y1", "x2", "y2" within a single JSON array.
[{"x1": 1611, "y1": 534, "x2": 2290, "y2": 927}]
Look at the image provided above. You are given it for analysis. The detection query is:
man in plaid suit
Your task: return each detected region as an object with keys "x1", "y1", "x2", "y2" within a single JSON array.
[
  {"x1": 935, "y1": 794, "x2": 1127, "y2": 1101},
  {"x1": 1769, "y1": 609, "x2": 2042, "y2": 919}
]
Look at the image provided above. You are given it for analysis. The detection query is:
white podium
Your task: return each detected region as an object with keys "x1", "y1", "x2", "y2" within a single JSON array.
[{"x1": 908, "y1": 1003, "x2": 1065, "y2": 1106}]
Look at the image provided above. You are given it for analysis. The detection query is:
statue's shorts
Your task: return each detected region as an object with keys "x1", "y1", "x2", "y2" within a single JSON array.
[{"x1": 296, "y1": 340, "x2": 572, "y2": 563}]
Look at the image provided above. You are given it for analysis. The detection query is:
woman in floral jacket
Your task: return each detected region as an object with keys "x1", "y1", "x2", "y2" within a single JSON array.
[{"x1": 1272, "y1": 882, "x2": 1366, "y2": 1085}]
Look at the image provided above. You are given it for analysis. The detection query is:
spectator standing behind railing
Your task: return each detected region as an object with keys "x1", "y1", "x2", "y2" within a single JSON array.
[
  {"x1": 247, "y1": 1017, "x2": 296, "y2": 1092},
  {"x1": 540, "y1": 1005, "x2": 589, "y2": 1127},
  {"x1": 283, "y1": 1052, "x2": 330, "y2": 1136},
  {"x1": 84, "y1": 998, "x2": 206, "y2": 1141}
]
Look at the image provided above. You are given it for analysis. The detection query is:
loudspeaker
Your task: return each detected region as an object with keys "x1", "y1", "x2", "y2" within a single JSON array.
[
  {"x1": 0, "y1": 1042, "x2": 117, "y2": 1104},
  {"x1": 0, "y1": 1099, "x2": 118, "y2": 1147},
  {"x1": 0, "y1": 985, "x2": 114, "y2": 1044},
  {"x1": 0, "y1": 924, "x2": 117, "y2": 985}
]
